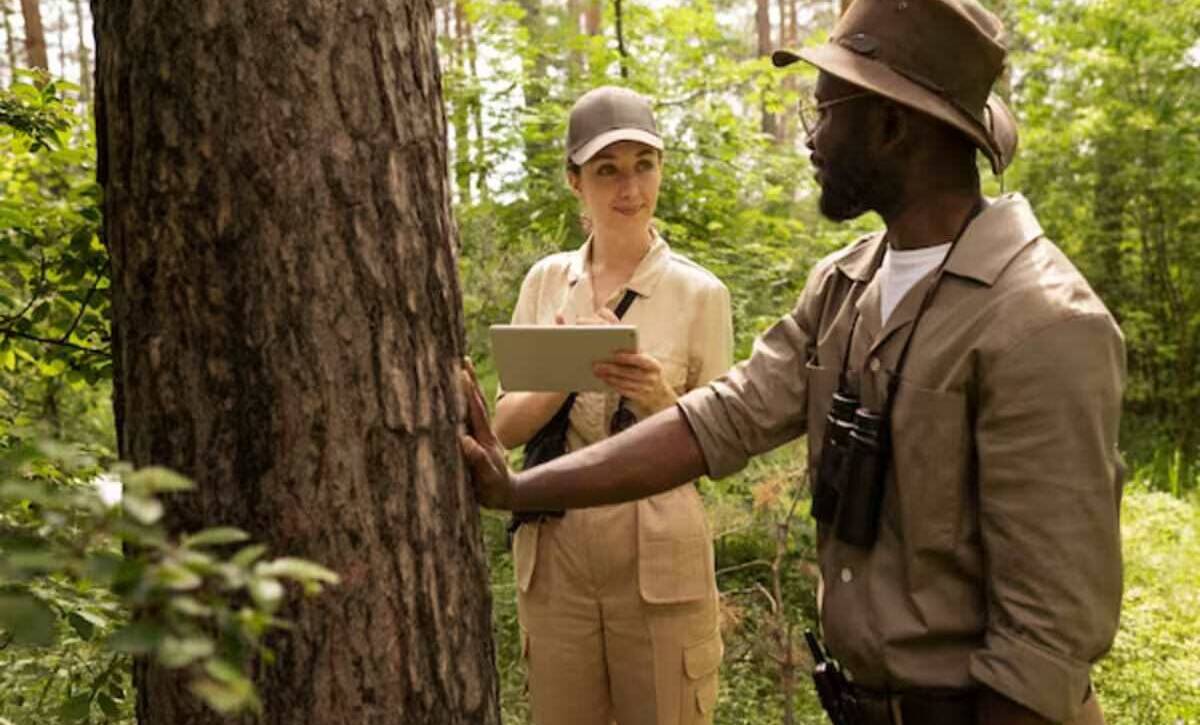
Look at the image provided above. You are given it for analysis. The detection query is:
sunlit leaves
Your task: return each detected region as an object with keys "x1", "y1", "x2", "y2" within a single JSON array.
[{"x1": 0, "y1": 438, "x2": 340, "y2": 719}]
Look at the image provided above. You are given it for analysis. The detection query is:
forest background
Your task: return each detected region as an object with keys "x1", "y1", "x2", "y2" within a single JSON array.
[{"x1": 0, "y1": 0, "x2": 1197, "y2": 723}]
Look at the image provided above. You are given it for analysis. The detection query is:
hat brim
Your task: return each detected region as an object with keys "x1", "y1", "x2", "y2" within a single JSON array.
[
  {"x1": 570, "y1": 128, "x2": 665, "y2": 166},
  {"x1": 775, "y1": 45, "x2": 1017, "y2": 174}
]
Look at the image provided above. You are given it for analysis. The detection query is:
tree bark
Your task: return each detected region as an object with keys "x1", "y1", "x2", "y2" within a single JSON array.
[
  {"x1": 756, "y1": 0, "x2": 777, "y2": 139},
  {"x1": 462, "y1": 6, "x2": 486, "y2": 201},
  {"x1": 73, "y1": 0, "x2": 89, "y2": 103},
  {"x1": 19, "y1": 0, "x2": 47, "y2": 70},
  {"x1": 775, "y1": 0, "x2": 796, "y2": 143},
  {"x1": 92, "y1": 1, "x2": 500, "y2": 723},
  {"x1": 451, "y1": 0, "x2": 472, "y2": 205},
  {"x1": 584, "y1": 0, "x2": 601, "y2": 35},
  {"x1": 3, "y1": 1, "x2": 19, "y2": 80}
]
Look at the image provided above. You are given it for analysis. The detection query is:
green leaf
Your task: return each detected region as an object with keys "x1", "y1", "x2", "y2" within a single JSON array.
[
  {"x1": 184, "y1": 527, "x2": 250, "y2": 548},
  {"x1": 204, "y1": 657, "x2": 245, "y2": 683},
  {"x1": 0, "y1": 592, "x2": 57, "y2": 647},
  {"x1": 255, "y1": 558, "x2": 340, "y2": 586},
  {"x1": 158, "y1": 634, "x2": 215, "y2": 668},
  {"x1": 59, "y1": 693, "x2": 91, "y2": 722},
  {"x1": 123, "y1": 466, "x2": 193, "y2": 494},
  {"x1": 230, "y1": 544, "x2": 269, "y2": 569},
  {"x1": 107, "y1": 621, "x2": 164, "y2": 654},
  {"x1": 97, "y1": 693, "x2": 120, "y2": 718},
  {"x1": 155, "y1": 561, "x2": 203, "y2": 591},
  {"x1": 85, "y1": 552, "x2": 125, "y2": 583},
  {"x1": 169, "y1": 596, "x2": 214, "y2": 618},
  {"x1": 121, "y1": 493, "x2": 163, "y2": 525},
  {"x1": 249, "y1": 577, "x2": 284, "y2": 613},
  {"x1": 188, "y1": 676, "x2": 258, "y2": 714},
  {"x1": 67, "y1": 611, "x2": 95, "y2": 641}
]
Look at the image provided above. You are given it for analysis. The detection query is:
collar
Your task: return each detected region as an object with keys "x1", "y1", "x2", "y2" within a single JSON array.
[
  {"x1": 833, "y1": 193, "x2": 1043, "y2": 288},
  {"x1": 566, "y1": 231, "x2": 672, "y2": 298},
  {"x1": 834, "y1": 232, "x2": 888, "y2": 283},
  {"x1": 942, "y1": 193, "x2": 1043, "y2": 286}
]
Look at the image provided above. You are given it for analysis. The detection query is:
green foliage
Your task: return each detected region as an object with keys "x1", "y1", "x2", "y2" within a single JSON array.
[
  {"x1": 1, "y1": 75, "x2": 112, "y2": 456},
  {"x1": 447, "y1": 0, "x2": 873, "y2": 363},
  {"x1": 1012, "y1": 0, "x2": 1200, "y2": 491},
  {"x1": 1092, "y1": 487, "x2": 1200, "y2": 721},
  {"x1": 0, "y1": 436, "x2": 340, "y2": 721}
]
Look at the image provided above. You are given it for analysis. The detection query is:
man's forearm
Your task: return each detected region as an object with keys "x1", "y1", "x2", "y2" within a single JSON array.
[{"x1": 511, "y1": 405, "x2": 708, "y2": 510}]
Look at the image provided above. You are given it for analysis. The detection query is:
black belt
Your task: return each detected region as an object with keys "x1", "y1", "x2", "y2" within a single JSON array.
[{"x1": 850, "y1": 685, "x2": 978, "y2": 725}]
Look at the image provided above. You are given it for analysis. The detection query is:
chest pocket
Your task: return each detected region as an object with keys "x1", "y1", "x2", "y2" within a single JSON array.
[
  {"x1": 805, "y1": 361, "x2": 841, "y2": 493},
  {"x1": 888, "y1": 380, "x2": 969, "y2": 588}
]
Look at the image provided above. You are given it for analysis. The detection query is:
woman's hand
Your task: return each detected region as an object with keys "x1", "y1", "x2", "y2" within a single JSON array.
[{"x1": 593, "y1": 352, "x2": 678, "y2": 415}]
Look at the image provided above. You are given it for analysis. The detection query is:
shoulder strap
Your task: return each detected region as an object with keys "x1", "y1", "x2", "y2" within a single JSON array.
[{"x1": 614, "y1": 289, "x2": 638, "y2": 319}]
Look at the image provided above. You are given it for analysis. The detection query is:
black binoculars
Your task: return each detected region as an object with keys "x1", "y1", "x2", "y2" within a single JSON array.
[{"x1": 811, "y1": 390, "x2": 887, "y2": 548}]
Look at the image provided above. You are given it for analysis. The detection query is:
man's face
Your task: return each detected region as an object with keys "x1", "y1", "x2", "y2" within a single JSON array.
[{"x1": 806, "y1": 72, "x2": 904, "y2": 221}]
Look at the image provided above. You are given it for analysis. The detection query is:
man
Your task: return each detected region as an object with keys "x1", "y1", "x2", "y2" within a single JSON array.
[{"x1": 462, "y1": 0, "x2": 1125, "y2": 723}]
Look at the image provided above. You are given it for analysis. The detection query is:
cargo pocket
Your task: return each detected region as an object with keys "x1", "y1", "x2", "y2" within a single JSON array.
[
  {"x1": 512, "y1": 521, "x2": 539, "y2": 593},
  {"x1": 638, "y1": 485, "x2": 713, "y2": 604},
  {"x1": 682, "y1": 629, "x2": 722, "y2": 721}
]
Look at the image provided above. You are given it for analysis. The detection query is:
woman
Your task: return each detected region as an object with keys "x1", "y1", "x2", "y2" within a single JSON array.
[{"x1": 493, "y1": 86, "x2": 733, "y2": 725}]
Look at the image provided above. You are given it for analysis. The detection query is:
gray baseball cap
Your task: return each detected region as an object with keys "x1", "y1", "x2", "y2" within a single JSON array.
[{"x1": 566, "y1": 86, "x2": 664, "y2": 166}]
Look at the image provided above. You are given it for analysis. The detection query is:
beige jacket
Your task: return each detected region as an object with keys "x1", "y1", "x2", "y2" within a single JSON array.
[
  {"x1": 678, "y1": 194, "x2": 1125, "y2": 722},
  {"x1": 505, "y1": 234, "x2": 733, "y2": 603}
]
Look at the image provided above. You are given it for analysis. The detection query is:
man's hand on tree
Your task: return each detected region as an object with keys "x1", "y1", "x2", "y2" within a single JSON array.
[{"x1": 459, "y1": 359, "x2": 517, "y2": 510}]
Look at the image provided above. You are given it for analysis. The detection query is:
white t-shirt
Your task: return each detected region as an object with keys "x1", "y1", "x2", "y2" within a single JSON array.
[{"x1": 878, "y1": 242, "x2": 953, "y2": 324}]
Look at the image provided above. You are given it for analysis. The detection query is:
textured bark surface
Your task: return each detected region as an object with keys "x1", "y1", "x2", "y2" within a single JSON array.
[
  {"x1": 19, "y1": 0, "x2": 47, "y2": 70},
  {"x1": 92, "y1": 1, "x2": 500, "y2": 723}
]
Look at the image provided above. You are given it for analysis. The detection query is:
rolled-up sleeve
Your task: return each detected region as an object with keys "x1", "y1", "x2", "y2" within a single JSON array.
[
  {"x1": 969, "y1": 313, "x2": 1125, "y2": 722},
  {"x1": 677, "y1": 291, "x2": 817, "y2": 479}
]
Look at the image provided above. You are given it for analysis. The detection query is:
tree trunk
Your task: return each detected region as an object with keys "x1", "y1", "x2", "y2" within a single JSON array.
[
  {"x1": 584, "y1": 0, "x2": 601, "y2": 35},
  {"x1": 516, "y1": 0, "x2": 553, "y2": 171},
  {"x1": 3, "y1": 2, "x2": 19, "y2": 81},
  {"x1": 756, "y1": 0, "x2": 777, "y2": 139},
  {"x1": 775, "y1": 0, "x2": 795, "y2": 144},
  {"x1": 462, "y1": 6, "x2": 486, "y2": 201},
  {"x1": 56, "y1": 6, "x2": 65, "y2": 74},
  {"x1": 92, "y1": 1, "x2": 501, "y2": 723},
  {"x1": 73, "y1": 0, "x2": 89, "y2": 102},
  {"x1": 19, "y1": 0, "x2": 47, "y2": 70},
  {"x1": 451, "y1": 0, "x2": 472, "y2": 205}
]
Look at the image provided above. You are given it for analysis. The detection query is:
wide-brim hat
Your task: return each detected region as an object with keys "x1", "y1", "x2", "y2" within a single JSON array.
[{"x1": 774, "y1": 0, "x2": 1018, "y2": 174}]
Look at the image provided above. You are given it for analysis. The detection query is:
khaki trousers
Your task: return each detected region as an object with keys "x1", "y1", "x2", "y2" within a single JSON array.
[{"x1": 515, "y1": 501, "x2": 722, "y2": 725}]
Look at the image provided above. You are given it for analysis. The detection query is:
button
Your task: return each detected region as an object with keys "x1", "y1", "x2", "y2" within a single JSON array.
[
  {"x1": 869, "y1": 358, "x2": 881, "y2": 373},
  {"x1": 840, "y1": 567, "x2": 853, "y2": 583}
]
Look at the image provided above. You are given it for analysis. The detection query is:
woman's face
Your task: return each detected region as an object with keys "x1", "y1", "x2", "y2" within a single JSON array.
[{"x1": 569, "y1": 140, "x2": 662, "y2": 237}]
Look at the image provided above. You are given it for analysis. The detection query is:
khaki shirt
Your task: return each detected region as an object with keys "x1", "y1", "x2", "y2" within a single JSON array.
[
  {"x1": 678, "y1": 194, "x2": 1125, "y2": 722},
  {"x1": 506, "y1": 233, "x2": 733, "y2": 602}
]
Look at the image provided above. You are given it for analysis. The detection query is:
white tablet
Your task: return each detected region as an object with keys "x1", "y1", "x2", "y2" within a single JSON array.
[{"x1": 490, "y1": 324, "x2": 638, "y2": 392}]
